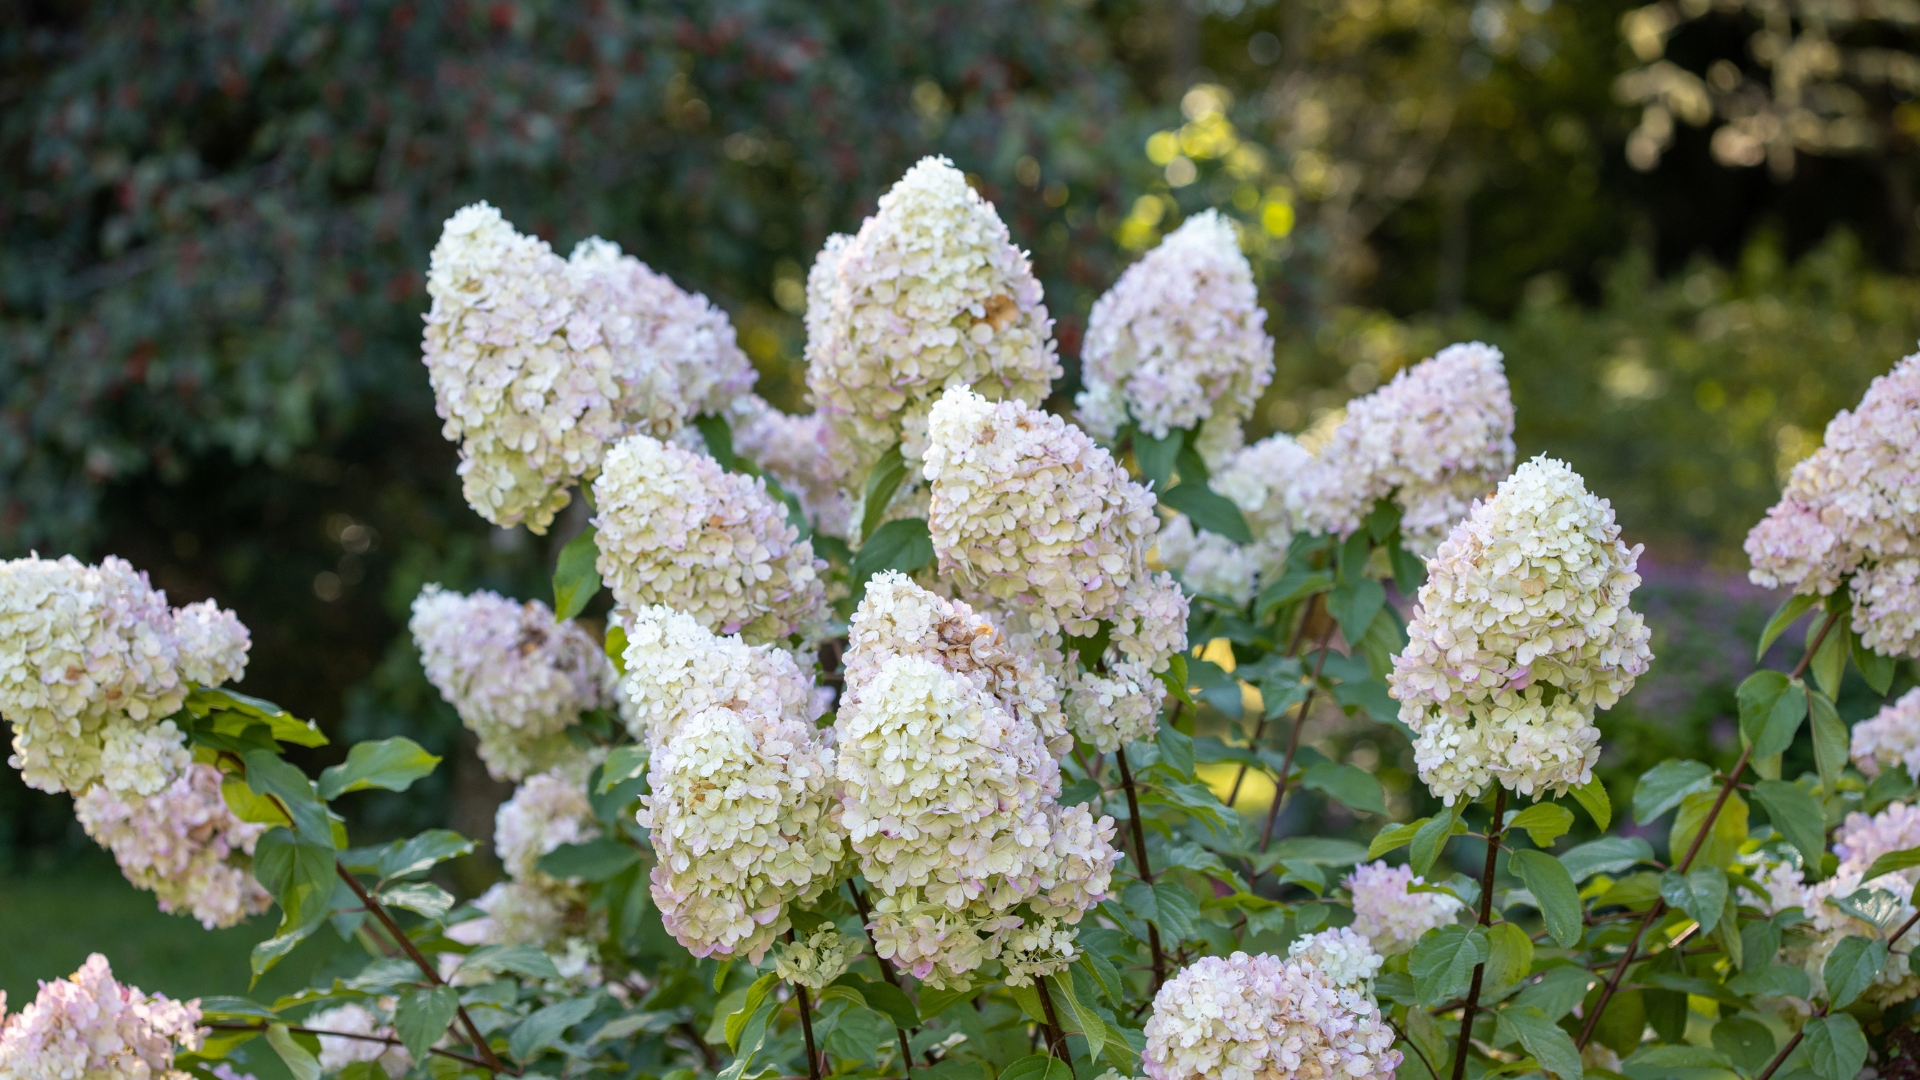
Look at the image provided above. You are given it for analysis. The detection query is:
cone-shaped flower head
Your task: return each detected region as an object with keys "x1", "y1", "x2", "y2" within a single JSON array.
[
  {"x1": 618, "y1": 605, "x2": 819, "y2": 750},
  {"x1": 1, "y1": 555, "x2": 249, "y2": 796},
  {"x1": 1290, "y1": 342, "x2": 1516, "y2": 556},
  {"x1": 0, "y1": 954, "x2": 203, "y2": 1080},
  {"x1": 592, "y1": 434, "x2": 827, "y2": 646},
  {"x1": 1389, "y1": 456, "x2": 1653, "y2": 804},
  {"x1": 1854, "y1": 688, "x2": 1920, "y2": 784},
  {"x1": 422, "y1": 203, "x2": 753, "y2": 532},
  {"x1": 73, "y1": 761, "x2": 272, "y2": 930},
  {"x1": 1342, "y1": 860, "x2": 1464, "y2": 956},
  {"x1": 1156, "y1": 432, "x2": 1314, "y2": 604},
  {"x1": 409, "y1": 584, "x2": 616, "y2": 782},
  {"x1": 1077, "y1": 211, "x2": 1274, "y2": 464},
  {"x1": 1746, "y1": 352, "x2": 1920, "y2": 657},
  {"x1": 804, "y1": 157, "x2": 1060, "y2": 482},
  {"x1": 1142, "y1": 952, "x2": 1400, "y2": 1080}
]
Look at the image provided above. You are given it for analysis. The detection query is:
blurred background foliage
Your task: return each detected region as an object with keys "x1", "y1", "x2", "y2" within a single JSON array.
[{"x1": 6, "y1": 0, "x2": 1920, "y2": 988}]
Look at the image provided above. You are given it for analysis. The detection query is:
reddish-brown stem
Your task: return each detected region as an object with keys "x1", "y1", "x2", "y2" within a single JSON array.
[
  {"x1": 1755, "y1": 1008, "x2": 1824, "y2": 1080},
  {"x1": 795, "y1": 984, "x2": 822, "y2": 1080},
  {"x1": 1033, "y1": 978, "x2": 1077, "y2": 1077},
  {"x1": 1116, "y1": 747, "x2": 1167, "y2": 993},
  {"x1": 1259, "y1": 618, "x2": 1340, "y2": 851},
  {"x1": 1227, "y1": 594, "x2": 1323, "y2": 806},
  {"x1": 1449, "y1": 787, "x2": 1508, "y2": 1080},
  {"x1": 847, "y1": 882, "x2": 918, "y2": 1074},
  {"x1": 1895, "y1": 908, "x2": 1920, "y2": 947},
  {"x1": 204, "y1": 1022, "x2": 495, "y2": 1071}
]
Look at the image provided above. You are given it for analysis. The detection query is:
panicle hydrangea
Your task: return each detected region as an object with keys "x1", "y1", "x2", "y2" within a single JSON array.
[
  {"x1": 1153, "y1": 517, "x2": 1262, "y2": 605},
  {"x1": 1154, "y1": 433, "x2": 1314, "y2": 604},
  {"x1": 0, "y1": 555, "x2": 249, "y2": 796},
  {"x1": 618, "y1": 605, "x2": 818, "y2": 749},
  {"x1": 592, "y1": 434, "x2": 827, "y2": 646},
  {"x1": 1389, "y1": 457, "x2": 1653, "y2": 804},
  {"x1": 1077, "y1": 211, "x2": 1274, "y2": 465},
  {"x1": 773, "y1": 927, "x2": 860, "y2": 990},
  {"x1": 804, "y1": 157, "x2": 1060, "y2": 482},
  {"x1": 0, "y1": 954, "x2": 202, "y2": 1080},
  {"x1": 73, "y1": 761, "x2": 271, "y2": 930},
  {"x1": 1142, "y1": 952, "x2": 1400, "y2": 1080},
  {"x1": 728, "y1": 395, "x2": 859, "y2": 539},
  {"x1": 305, "y1": 1004, "x2": 412, "y2": 1078},
  {"x1": 495, "y1": 767, "x2": 603, "y2": 887},
  {"x1": 422, "y1": 204, "x2": 753, "y2": 532},
  {"x1": 1343, "y1": 861, "x2": 1464, "y2": 956},
  {"x1": 1853, "y1": 688, "x2": 1920, "y2": 783},
  {"x1": 1286, "y1": 928, "x2": 1383, "y2": 991},
  {"x1": 1745, "y1": 353, "x2": 1920, "y2": 656},
  {"x1": 452, "y1": 881, "x2": 597, "y2": 952},
  {"x1": 834, "y1": 576, "x2": 1121, "y2": 987},
  {"x1": 639, "y1": 705, "x2": 847, "y2": 963},
  {"x1": 1290, "y1": 343, "x2": 1516, "y2": 556},
  {"x1": 409, "y1": 585, "x2": 616, "y2": 781}
]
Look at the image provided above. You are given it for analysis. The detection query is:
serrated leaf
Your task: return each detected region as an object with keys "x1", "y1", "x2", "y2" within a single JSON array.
[
  {"x1": 251, "y1": 827, "x2": 336, "y2": 974},
  {"x1": 1854, "y1": 633, "x2": 1897, "y2": 694},
  {"x1": 1753, "y1": 779, "x2": 1827, "y2": 871},
  {"x1": 1508, "y1": 803, "x2": 1575, "y2": 848},
  {"x1": 377, "y1": 881, "x2": 453, "y2": 921},
  {"x1": 1410, "y1": 805, "x2": 1460, "y2": 877},
  {"x1": 552, "y1": 526, "x2": 603, "y2": 620},
  {"x1": 318, "y1": 737, "x2": 441, "y2": 800},
  {"x1": 511, "y1": 996, "x2": 600, "y2": 1063},
  {"x1": 1049, "y1": 973, "x2": 1105, "y2": 1063},
  {"x1": 850, "y1": 517, "x2": 933, "y2": 591},
  {"x1": 1670, "y1": 789, "x2": 1748, "y2": 871},
  {"x1": 1558, "y1": 836, "x2": 1653, "y2": 882},
  {"x1": 461, "y1": 944, "x2": 562, "y2": 980},
  {"x1": 1570, "y1": 777, "x2": 1611, "y2": 831},
  {"x1": 1803, "y1": 1013, "x2": 1868, "y2": 1080},
  {"x1": 244, "y1": 750, "x2": 334, "y2": 846},
  {"x1": 1326, "y1": 577, "x2": 1386, "y2": 648},
  {"x1": 1496, "y1": 1005, "x2": 1582, "y2": 1080},
  {"x1": 1410, "y1": 924, "x2": 1489, "y2": 1006},
  {"x1": 1823, "y1": 936, "x2": 1887, "y2": 1009},
  {"x1": 1152, "y1": 881, "x2": 1201, "y2": 942},
  {"x1": 1758, "y1": 592, "x2": 1820, "y2": 660},
  {"x1": 1660, "y1": 867, "x2": 1729, "y2": 934},
  {"x1": 395, "y1": 985, "x2": 459, "y2": 1063},
  {"x1": 266, "y1": 1023, "x2": 321, "y2": 1080},
  {"x1": 1301, "y1": 762, "x2": 1385, "y2": 815},
  {"x1": 999, "y1": 1054, "x2": 1073, "y2": 1080},
  {"x1": 1485, "y1": 922, "x2": 1533, "y2": 992},
  {"x1": 1712, "y1": 1016, "x2": 1777, "y2": 1076},
  {"x1": 1160, "y1": 481, "x2": 1253, "y2": 543},
  {"x1": 1738, "y1": 670, "x2": 1808, "y2": 759},
  {"x1": 224, "y1": 775, "x2": 292, "y2": 827},
  {"x1": 376, "y1": 830, "x2": 473, "y2": 880},
  {"x1": 1510, "y1": 849, "x2": 1583, "y2": 948},
  {"x1": 1515, "y1": 967, "x2": 1596, "y2": 1023},
  {"x1": 1157, "y1": 725, "x2": 1195, "y2": 778},
  {"x1": 1809, "y1": 689, "x2": 1848, "y2": 794},
  {"x1": 1632, "y1": 759, "x2": 1714, "y2": 824},
  {"x1": 860, "y1": 444, "x2": 908, "y2": 542},
  {"x1": 1390, "y1": 543, "x2": 1426, "y2": 595}
]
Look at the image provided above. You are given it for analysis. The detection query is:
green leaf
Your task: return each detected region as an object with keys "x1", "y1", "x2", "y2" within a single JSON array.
[
  {"x1": 461, "y1": 944, "x2": 562, "y2": 980},
  {"x1": 318, "y1": 737, "x2": 441, "y2": 800},
  {"x1": 604, "y1": 622, "x2": 628, "y2": 674},
  {"x1": 1255, "y1": 570, "x2": 1333, "y2": 622},
  {"x1": 1326, "y1": 578, "x2": 1386, "y2": 647},
  {"x1": 1049, "y1": 973, "x2": 1105, "y2": 1063},
  {"x1": 1803, "y1": 1013, "x2": 1869, "y2": 1080},
  {"x1": 1727, "y1": 961, "x2": 1811, "y2": 999},
  {"x1": 1157, "y1": 652, "x2": 1194, "y2": 707},
  {"x1": 377, "y1": 881, "x2": 453, "y2": 921},
  {"x1": 1485, "y1": 922, "x2": 1534, "y2": 992},
  {"x1": 510, "y1": 996, "x2": 600, "y2": 1063},
  {"x1": 1267, "y1": 837, "x2": 1372, "y2": 865},
  {"x1": 850, "y1": 517, "x2": 933, "y2": 589},
  {"x1": 1160, "y1": 482, "x2": 1253, "y2": 543},
  {"x1": 266, "y1": 1023, "x2": 321, "y2": 1080},
  {"x1": 1496, "y1": 1005, "x2": 1583, "y2": 1080},
  {"x1": 536, "y1": 838, "x2": 641, "y2": 882},
  {"x1": 1152, "y1": 881, "x2": 1201, "y2": 942},
  {"x1": 1659, "y1": 867, "x2": 1729, "y2": 934},
  {"x1": 376, "y1": 831, "x2": 473, "y2": 880},
  {"x1": 860, "y1": 444, "x2": 909, "y2": 541},
  {"x1": 999, "y1": 1054, "x2": 1073, "y2": 1080},
  {"x1": 1515, "y1": 967, "x2": 1597, "y2": 1023},
  {"x1": 1508, "y1": 803, "x2": 1575, "y2": 848},
  {"x1": 395, "y1": 985, "x2": 459, "y2": 1063},
  {"x1": 1571, "y1": 777, "x2": 1611, "y2": 831},
  {"x1": 1559, "y1": 837, "x2": 1653, "y2": 882},
  {"x1": 1712, "y1": 1016, "x2": 1777, "y2": 1076},
  {"x1": 1390, "y1": 543, "x2": 1426, "y2": 595},
  {"x1": 251, "y1": 827, "x2": 336, "y2": 973},
  {"x1": 1368, "y1": 818, "x2": 1425, "y2": 859},
  {"x1": 1758, "y1": 593, "x2": 1820, "y2": 660},
  {"x1": 598, "y1": 745, "x2": 649, "y2": 794},
  {"x1": 1301, "y1": 762, "x2": 1386, "y2": 815},
  {"x1": 1823, "y1": 936, "x2": 1888, "y2": 1009},
  {"x1": 695, "y1": 413, "x2": 735, "y2": 470},
  {"x1": 1134, "y1": 428, "x2": 1184, "y2": 493},
  {"x1": 1810, "y1": 617, "x2": 1848, "y2": 699},
  {"x1": 1670, "y1": 788, "x2": 1748, "y2": 871},
  {"x1": 1511, "y1": 850, "x2": 1583, "y2": 947},
  {"x1": 1410, "y1": 924, "x2": 1489, "y2": 1006},
  {"x1": 1737, "y1": 670, "x2": 1808, "y2": 758},
  {"x1": 1632, "y1": 760, "x2": 1715, "y2": 824},
  {"x1": 1809, "y1": 689, "x2": 1848, "y2": 794},
  {"x1": 1336, "y1": 529, "x2": 1370, "y2": 585},
  {"x1": 244, "y1": 750, "x2": 334, "y2": 846},
  {"x1": 1753, "y1": 779, "x2": 1827, "y2": 870},
  {"x1": 1156, "y1": 724, "x2": 1195, "y2": 778},
  {"x1": 1410, "y1": 805, "x2": 1460, "y2": 877},
  {"x1": 188, "y1": 686, "x2": 328, "y2": 747},
  {"x1": 1854, "y1": 633, "x2": 1897, "y2": 695},
  {"x1": 552, "y1": 526, "x2": 603, "y2": 621},
  {"x1": 1863, "y1": 845, "x2": 1920, "y2": 883},
  {"x1": 838, "y1": 975, "x2": 917, "y2": 1029}
]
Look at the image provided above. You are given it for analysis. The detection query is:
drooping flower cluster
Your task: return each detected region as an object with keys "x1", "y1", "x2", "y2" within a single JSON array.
[
  {"x1": 0, "y1": 555, "x2": 250, "y2": 796},
  {"x1": 1746, "y1": 353, "x2": 1920, "y2": 657},
  {"x1": 592, "y1": 434, "x2": 827, "y2": 645},
  {"x1": 422, "y1": 203, "x2": 753, "y2": 532},
  {"x1": 73, "y1": 762, "x2": 272, "y2": 930},
  {"x1": 306, "y1": 1004, "x2": 413, "y2": 1079},
  {"x1": 1142, "y1": 952, "x2": 1400, "y2": 1080},
  {"x1": 773, "y1": 927, "x2": 859, "y2": 990},
  {"x1": 0, "y1": 954, "x2": 203, "y2": 1080},
  {"x1": 1077, "y1": 211, "x2": 1274, "y2": 465},
  {"x1": 804, "y1": 157, "x2": 1060, "y2": 485},
  {"x1": 834, "y1": 574, "x2": 1120, "y2": 988},
  {"x1": 1290, "y1": 342, "x2": 1516, "y2": 556},
  {"x1": 1853, "y1": 688, "x2": 1920, "y2": 783},
  {"x1": 729, "y1": 395, "x2": 859, "y2": 539},
  {"x1": 924, "y1": 387, "x2": 1189, "y2": 750},
  {"x1": 409, "y1": 585, "x2": 616, "y2": 782},
  {"x1": 1342, "y1": 861, "x2": 1464, "y2": 956},
  {"x1": 1390, "y1": 457, "x2": 1652, "y2": 804},
  {"x1": 1155, "y1": 433, "x2": 1314, "y2": 605}
]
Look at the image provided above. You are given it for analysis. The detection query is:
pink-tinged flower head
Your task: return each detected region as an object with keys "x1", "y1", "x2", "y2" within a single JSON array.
[
  {"x1": 1344, "y1": 860, "x2": 1465, "y2": 955},
  {"x1": 74, "y1": 762, "x2": 271, "y2": 930},
  {"x1": 1143, "y1": 952, "x2": 1400, "y2": 1080},
  {"x1": 1854, "y1": 689, "x2": 1920, "y2": 784},
  {"x1": 0, "y1": 954, "x2": 202, "y2": 1080}
]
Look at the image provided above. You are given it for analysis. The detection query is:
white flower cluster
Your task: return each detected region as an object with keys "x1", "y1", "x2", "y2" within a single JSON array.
[
  {"x1": 73, "y1": 762, "x2": 271, "y2": 930},
  {"x1": 1287, "y1": 927, "x2": 1384, "y2": 991},
  {"x1": 593, "y1": 434, "x2": 827, "y2": 646},
  {"x1": 307, "y1": 1004, "x2": 412, "y2": 1079},
  {"x1": 0, "y1": 954, "x2": 203, "y2": 1080},
  {"x1": 409, "y1": 585, "x2": 616, "y2": 781},
  {"x1": 455, "y1": 880, "x2": 603, "y2": 957},
  {"x1": 618, "y1": 605, "x2": 819, "y2": 749},
  {"x1": 1390, "y1": 457, "x2": 1653, "y2": 804},
  {"x1": 1077, "y1": 211, "x2": 1274, "y2": 465},
  {"x1": 1155, "y1": 433, "x2": 1314, "y2": 605},
  {"x1": 1852, "y1": 688, "x2": 1920, "y2": 784},
  {"x1": 1141, "y1": 952, "x2": 1400, "y2": 1080},
  {"x1": 923, "y1": 387, "x2": 1189, "y2": 751},
  {"x1": 494, "y1": 766, "x2": 602, "y2": 887},
  {"x1": 1343, "y1": 861, "x2": 1465, "y2": 956},
  {"x1": 729, "y1": 395, "x2": 858, "y2": 539},
  {"x1": 1745, "y1": 353, "x2": 1920, "y2": 657},
  {"x1": 804, "y1": 156, "x2": 1060, "y2": 482},
  {"x1": 1, "y1": 555, "x2": 249, "y2": 796},
  {"x1": 422, "y1": 203, "x2": 753, "y2": 532},
  {"x1": 834, "y1": 574, "x2": 1120, "y2": 988},
  {"x1": 773, "y1": 927, "x2": 860, "y2": 990},
  {"x1": 1290, "y1": 343, "x2": 1516, "y2": 556}
]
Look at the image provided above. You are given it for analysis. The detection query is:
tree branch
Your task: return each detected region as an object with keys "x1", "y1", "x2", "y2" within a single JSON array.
[
  {"x1": 1116, "y1": 746, "x2": 1166, "y2": 993},
  {"x1": 1449, "y1": 786, "x2": 1508, "y2": 1080}
]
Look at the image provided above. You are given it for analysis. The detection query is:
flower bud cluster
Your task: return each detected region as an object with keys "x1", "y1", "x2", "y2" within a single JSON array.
[
  {"x1": 1155, "y1": 433, "x2": 1314, "y2": 604},
  {"x1": 804, "y1": 157, "x2": 1060, "y2": 480},
  {"x1": 422, "y1": 203, "x2": 753, "y2": 533},
  {"x1": 0, "y1": 954, "x2": 203, "y2": 1080},
  {"x1": 1290, "y1": 343, "x2": 1516, "y2": 556},
  {"x1": 1142, "y1": 952, "x2": 1400, "y2": 1080},
  {"x1": 1852, "y1": 688, "x2": 1920, "y2": 784},
  {"x1": 1390, "y1": 457, "x2": 1653, "y2": 804},
  {"x1": 773, "y1": 927, "x2": 859, "y2": 990},
  {"x1": 1746, "y1": 353, "x2": 1920, "y2": 657},
  {"x1": 1077, "y1": 211, "x2": 1274, "y2": 465},
  {"x1": 1342, "y1": 860, "x2": 1465, "y2": 956},
  {"x1": 409, "y1": 585, "x2": 616, "y2": 781},
  {"x1": 73, "y1": 762, "x2": 272, "y2": 930},
  {"x1": 593, "y1": 434, "x2": 827, "y2": 646}
]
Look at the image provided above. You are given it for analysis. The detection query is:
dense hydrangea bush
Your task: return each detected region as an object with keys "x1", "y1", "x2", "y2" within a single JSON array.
[{"x1": 4, "y1": 156, "x2": 1920, "y2": 1080}]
